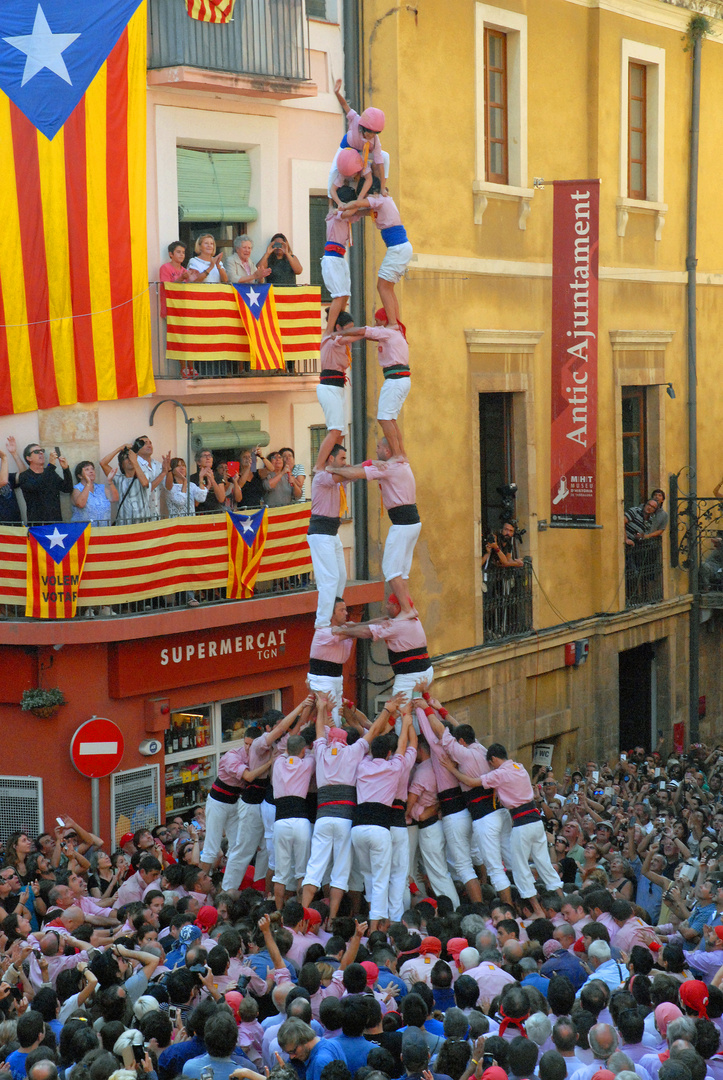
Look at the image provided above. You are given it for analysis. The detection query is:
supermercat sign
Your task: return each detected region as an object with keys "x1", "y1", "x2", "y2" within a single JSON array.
[{"x1": 109, "y1": 613, "x2": 315, "y2": 696}]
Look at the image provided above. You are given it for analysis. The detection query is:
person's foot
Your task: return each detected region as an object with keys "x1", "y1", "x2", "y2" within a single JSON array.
[
  {"x1": 84, "y1": 608, "x2": 96, "y2": 619},
  {"x1": 100, "y1": 606, "x2": 117, "y2": 616},
  {"x1": 187, "y1": 598, "x2": 200, "y2": 607}
]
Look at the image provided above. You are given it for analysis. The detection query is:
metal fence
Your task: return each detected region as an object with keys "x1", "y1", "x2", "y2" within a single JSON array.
[
  {"x1": 483, "y1": 557, "x2": 534, "y2": 643},
  {"x1": 148, "y1": 0, "x2": 309, "y2": 81},
  {"x1": 671, "y1": 485, "x2": 723, "y2": 593},
  {"x1": 625, "y1": 536, "x2": 664, "y2": 608}
]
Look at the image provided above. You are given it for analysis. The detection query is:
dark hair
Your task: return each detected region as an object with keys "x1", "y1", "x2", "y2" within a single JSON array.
[
  {"x1": 487, "y1": 743, "x2": 508, "y2": 761},
  {"x1": 23, "y1": 444, "x2": 40, "y2": 463},
  {"x1": 324, "y1": 308, "x2": 354, "y2": 332},
  {"x1": 547, "y1": 976, "x2": 575, "y2": 1017},
  {"x1": 539, "y1": 1050, "x2": 568, "y2": 1080},
  {"x1": 139, "y1": 1010, "x2": 173, "y2": 1049},
  {"x1": 436, "y1": 1040, "x2": 471, "y2": 1080},
  {"x1": 484, "y1": 1037, "x2": 509, "y2": 1070},
  {"x1": 319, "y1": 996, "x2": 343, "y2": 1032},
  {"x1": 371, "y1": 734, "x2": 392, "y2": 760},
  {"x1": 17, "y1": 1011, "x2": 45, "y2": 1049},
  {"x1": 340, "y1": 995, "x2": 367, "y2": 1038},
  {"x1": 342, "y1": 963, "x2": 367, "y2": 995},
  {"x1": 74, "y1": 460, "x2": 94, "y2": 482},
  {"x1": 204, "y1": 1012, "x2": 240, "y2": 1058},
  {"x1": 328, "y1": 443, "x2": 347, "y2": 460},
  {"x1": 168, "y1": 240, "x2": 186, "y2": 256},
  {"x1": 454, "y1": 974, "x2": 480, "y2": 1010},
  {"x1": 617, "y1": 1009, "x2": 644, "y2": 1044},
  {"x1": 401, "y1": 993, "x2": 428, "y2": 1029},
  {"x1": 508, "y1": 1037, "x2": 539, "y2": 1079}
]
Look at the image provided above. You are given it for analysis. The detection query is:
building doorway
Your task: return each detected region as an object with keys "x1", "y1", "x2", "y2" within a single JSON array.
[{"x1": 618, "y1": 642, "x2": 655, "y2": 751}]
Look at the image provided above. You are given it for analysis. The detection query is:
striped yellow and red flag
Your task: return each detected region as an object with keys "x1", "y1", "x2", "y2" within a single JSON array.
[
  {"x1": 231, "y1": 284, "x2": 284, "y2": 371},
  {"x1": 226, "y1": 508, "x2": 268, "y2": 599},
  {"x1": 0, "y1": 1, "x2": 153, "y2": 416},
  {"x1": 25, "y1": 523, "x2": 90, "y2": 619},
  {"x1": 187, "y1": 0, "x2": 236, "y2": 22}
]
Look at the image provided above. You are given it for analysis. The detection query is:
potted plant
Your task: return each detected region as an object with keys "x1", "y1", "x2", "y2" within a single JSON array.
[{"x1": 20, "y1": 687, "x2": 66, "y2": 719}]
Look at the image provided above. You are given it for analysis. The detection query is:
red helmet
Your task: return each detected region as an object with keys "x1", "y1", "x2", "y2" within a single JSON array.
[
  {"x1": 337, "y1": 147, "x2": 364, "y2": 176},
  {"x1": 359, "y1": 106, "x2": 385, "y2": 133}
]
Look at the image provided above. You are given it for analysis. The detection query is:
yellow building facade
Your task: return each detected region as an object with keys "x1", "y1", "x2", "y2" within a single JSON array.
[{"x1": 358, "y1": 0, "x2": 723, "y2": 766}]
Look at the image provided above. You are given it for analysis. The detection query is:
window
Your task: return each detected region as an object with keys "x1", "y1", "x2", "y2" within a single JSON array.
[
  {"x1": 308, "y1": 196, "x2": 331, "y2": 303},
  {"x1": 479, "y1": 393, "x2": 515, "y2": 536},
  {"x1": 622, "y1": 386, "x2": 646, "y2": 510},
  {"x1": 0, "y1": 777, "x2": 43, "y2": 845},
  {"x1": 111, "y1": 766, "x2": 160, "y2": 849},
  {"x1": 628, "y1": 62, "x2": 647, "y2": 200},
  {"x1": 163, "y1": 692, "x2": 280, "y2": 814},
  {"x1": 485, "y1": 29, "x2": 508, "y2": 184},
  {"x1": 310, "y1": 424, "x2": 326, "y2": 466}
]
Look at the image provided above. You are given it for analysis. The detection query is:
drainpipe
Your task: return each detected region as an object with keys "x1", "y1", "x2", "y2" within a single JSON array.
[
  {"x1": 686, "y1": 16, "x2": 707, "y2": 744},
  {"x1": 343, "y1": 0, "x2": 370, "y2": 711}
]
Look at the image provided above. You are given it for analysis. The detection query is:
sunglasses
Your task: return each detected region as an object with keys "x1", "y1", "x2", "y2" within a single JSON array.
[{"x1": 30, "y1": 448, "x2": 45, "y2": 455}]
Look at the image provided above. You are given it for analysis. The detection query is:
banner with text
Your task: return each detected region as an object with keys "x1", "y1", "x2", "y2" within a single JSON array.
[{"x1": 550, "y1": 180, "x2": 599, "y2": 527}]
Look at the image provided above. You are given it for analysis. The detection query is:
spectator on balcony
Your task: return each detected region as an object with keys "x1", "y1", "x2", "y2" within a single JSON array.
[
  {"x1": 483, "y1": 522, "x2": 524, "y2": 572},
  {"x1": 0, "y1": 436, "x2": 25, "y2": 525},
  {"x1": 234, "y1": 449, "x2": 266, "y2": 510},
  {"x1": 624, "y1": 499, "x2": 659, "y2": 548},
  {"x1": 165, "y1": 458, "x2": 208, "y2": 518},
  {"x1": 224, "y1": 236, "x2": 271, "y2": 285},
  {"x1": 101, "y1": 445, "x2": 150, "y2": 524},
  {"x1": 648, "y1": 490, "x2": 669, "y2": 539},
  {"x1": 263, "y1": 451, "x2": 300, "y2": 508},
  {"x1": 701, "y1": 532, "x2": 723, "y2": 591},
  {"x1": 280, "y1": 448, "x2": 306, "y2": 502},
  {"x1": 188, "y1": 234, "x2": 228, "y2": 285},
  {"x1": 70, "y1": 461, "x2": 117, "y2": 526},
  {"x1": 190, "y1": 449, "x2": 230, "y2": 515},
  {"x1": 17, "y1": 444, "x2": 73, "y2": 524},
  {"x1": 134, "y1": 436, "x2": 171, "y2": 519},
  {"x1": 256, "y1": 234, "x2": 302, "y2": 286},
  {"x1": 159, "y1": 241, "x2": 191, "y2": 318}
]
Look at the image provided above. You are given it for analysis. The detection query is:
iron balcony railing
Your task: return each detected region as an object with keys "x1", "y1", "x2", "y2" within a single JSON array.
[
  {"x1": 483, "y1": 556, "x2": 534, "y2": 644},
  {"x1": 671, "y1": 489, "x2": 723, "y2": 594},
  {"x1": 148, "y1": 0, "x2": 309, "y2": 82},
  {"x1": 625, "y1": 536, "x2": 664, "y2": 608}
]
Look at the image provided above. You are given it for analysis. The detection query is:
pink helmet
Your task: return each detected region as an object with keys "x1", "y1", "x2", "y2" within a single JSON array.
[
  {"x1": 359, "y1": 106, "x2": 385, "y2": 133},
  {"x1": 337, "y1": 147, "x2": 364, "y2": 177}
]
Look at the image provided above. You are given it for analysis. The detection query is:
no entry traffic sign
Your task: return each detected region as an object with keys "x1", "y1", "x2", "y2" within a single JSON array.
[{"x1": 70, "y1": 717, "x2": 124, "y2": 779}]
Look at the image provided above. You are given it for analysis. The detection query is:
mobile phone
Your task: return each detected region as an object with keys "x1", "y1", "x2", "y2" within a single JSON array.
[
  {"x1": 611, "y1": 794, "x2": 618, "y2": 807},
  {"x1": 54, "y1": 446, "x2": 61, "y2": 458},
  {"x1": 655, "y1": 767, "x2": 660, "y2": 777},
  {"x1": 680, "y1": 864, "x2": 697, "y2": 882},
  {"x1": 571, "y1": 795, "x2": 578, "y2": 805},
  {"x1": 620, "y1": 753, "x2": 627, "y2": 761},
  {"x1": 132, "y1": 1044, "x2": 145, "y2": 1064},
  {"x1": 482, "y1": 1055, "x2": 495, "y2": 1070},
  {"x1": 574, "y1": 783, "x2": 579, "y2": 792},
  {"x1": 623, "y1": 800, "x2": 629, "y2": 811},
  {"x1": 56, "y1": 816, "x2": 65, "y2": 827},
  {"x1": 660, "y1": 781, "x2": 666, "y2": 790},
  {"x1": 592, "y1": 771, "x2": 599, "y2": 782},
  {"x1": 226, "y1": 460, "x2": 240, "y2": 478},
  {"x1": 168, "y1": 1006, "x2": 178, "y2": 1022}
]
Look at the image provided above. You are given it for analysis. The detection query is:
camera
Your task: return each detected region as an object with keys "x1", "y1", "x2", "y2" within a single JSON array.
[
  {"x1": 132, "y1": 437, "x2": 147, "y2": 454},
  {"x1": 271, "y1": 240, "x2": 284, "y2": 250}
]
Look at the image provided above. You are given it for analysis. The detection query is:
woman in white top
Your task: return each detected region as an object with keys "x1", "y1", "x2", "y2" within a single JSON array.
[
  {"x1": 224, "y1": 235, "x2": 271, "y2": 285},
  {"x1": 187, "y1": 233, "x2": 228, "y2": 284}
]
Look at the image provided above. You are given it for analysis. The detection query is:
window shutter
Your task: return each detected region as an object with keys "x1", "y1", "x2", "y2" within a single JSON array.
[{"x1": 177, "y1": 148, "x2": 258, "y2": 223}]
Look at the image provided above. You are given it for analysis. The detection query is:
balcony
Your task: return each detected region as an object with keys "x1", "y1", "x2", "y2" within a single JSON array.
[
  {"x1": 147, "y1": 0, "x2": 316, "y2": 99},
  {"x1": 483, "y1": 557, "x2": 534, "y2": 643},
  {"x1": 672, "y1": 493, "x2": 723, "y2": 610},
  {"x1": 625, "y1": 537, "x2": 664, "y2": 609}
]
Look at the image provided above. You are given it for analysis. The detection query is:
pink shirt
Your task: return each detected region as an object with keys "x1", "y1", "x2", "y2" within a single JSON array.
[
  {"x1": 228, "y1": 957, "x2": 268, "y2": 997},
  {"x1": 218, "y1": 746, "x2": 249, "y2": 785},
  {"x1": 409, "y1": 759, "x2": 439, "y2": 820},
  {"x1": 363, "y1": 459, "x2": 416, "y2": 509},
  {"x1": 345, "y1": 109, "x2": 384, "y2": 167},
  {"x1": 325, "y1": 209, "x2": 353, "y2": 247},
  {"x1": 314, "y1": 735, "x2": 368, "y2": 788},
  {"x1": 356, "y1": 745, "x2": 416, "y2": 805},
  {"x1": 311, "y1": 470, "x2": 347, "y2": 517},
  {"x1": 248, "y1": 731, "x2": 275, "y2": 770},
  {"x1": 610, "y1": 915, "x2": 655, "y2": 953},
  {"x1": 310, "y1": 628, "x2": 353, "y2": 665},
  {"x1": 114, "y1": 870, "x2": 148, "y2": 908},
  {"x1": 440, "y1": 728, "x2": 489, "y2": 792},
  {"x1": 320, "y1": 335, "x2": 352, "y2": 374},
  {"x1": 366, "y1": 194, "x2": 403, "y2": 230},
  {"x1": 394, "y1": 744, "x2": 416, "y2": 802},
  {"x1": 400, "y1": 954, "x2": 439, "y2": 990},
  {"x1": 237, "y1": 1019, "x2": 264, "y2": 1056},
  {"x1": 369, "y1": 615, "x2": 427, "y2": 651},
  {"x1": 364, "y1": 325, "x2": 409, "y2": 370},
  {"x1": 272, "y1": 752, "x2": 316, "y2": 799},
  {"x1": 418, "y1": 709, "x2": 459, "y2": 792},
  {"x1": 463, "y1": 960, "x2": 516, "y2": 1001},
  {"x1": 481, "y1": 759, "x2": 534, "y2": 807}
]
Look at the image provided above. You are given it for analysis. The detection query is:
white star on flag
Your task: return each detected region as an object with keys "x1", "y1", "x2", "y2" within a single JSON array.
[
  {"x1": 240, "y1": 519, "x2": 254, "y2": 534},
  {"x1": 3, "y1": 5, "x2": 80, "y2": 88},
  {"x1": 47, "y1": 527, "x2": 68, "y2": 549},
  {"x1": 246, "y1": 287, "x2": 260, "y2": 308}
]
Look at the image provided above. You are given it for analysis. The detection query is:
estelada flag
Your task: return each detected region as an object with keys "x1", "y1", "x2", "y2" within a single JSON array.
[
  {"x1": 0, "y1": 0, "x2": 153, "y2": 415},
  {"x1": 226, "y1": 508, "x2": 268, "y2": 599},
  {"x1": 26, "y1": 523, "x2": 90, "y2": 619},
  {"x1": 232, "y1": 284, "x2": 285, "y2": 371},
  {"x1": 186, "y1": 0, "x2": 236, "y2": 22}
]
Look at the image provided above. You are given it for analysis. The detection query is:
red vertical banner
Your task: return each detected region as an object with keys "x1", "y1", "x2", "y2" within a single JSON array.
[{"x1": 550, "y1": 180, "x2": 600, "y2": 526}]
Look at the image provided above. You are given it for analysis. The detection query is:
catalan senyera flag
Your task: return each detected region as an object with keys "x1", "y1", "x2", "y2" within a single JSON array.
[
  {"x1": 25, "y1": 523, "x2": 90, "y2": 619},
  {"x1": 232, "y1": 284, "x2": 285, "y2": 371},
  {"x1": 0, "y1": 1, "x2": 153, "y2": 416},
  {"x1": 226, "y1": 508, "x2": 268, "y2": 599},
  {"x1": 186, "y1": 0, "x2": 236, "y2": 22}
]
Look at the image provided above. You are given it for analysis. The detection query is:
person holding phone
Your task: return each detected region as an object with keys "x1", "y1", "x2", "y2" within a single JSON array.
[
  {"x1": 256, "y1": 233, "x2": 302, "y2": 286},
  {"x1": 16, "y1": 443, "x2": 73, "y2": 524}
]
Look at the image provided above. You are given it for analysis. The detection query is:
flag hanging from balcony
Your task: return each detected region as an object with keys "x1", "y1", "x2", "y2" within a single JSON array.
[
  {"x1": 232, "y1": 284, "x2": 285, "y2": 371},
  {"x1": 186, "y1": 0, "x2": 236, "y2": 22},
  {"x1": 0, "y1": 0, "x2": 153, "y2": 416},
  {"x1": 25, "y1": 523, "x2": 90, "y2": 619},
  {"x1": 226, "y1": 508, "x2": 268, "y2": 599}
]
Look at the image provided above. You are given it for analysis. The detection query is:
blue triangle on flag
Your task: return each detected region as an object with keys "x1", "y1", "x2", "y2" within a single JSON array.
[
  {"x1": 29, "y1": 522, "x2": 90, "y2": 564},
  {"x1": 228, "y1": 508, "x2": 265, "y2": 548},
  {"x1": 0, "y1": 0, "x2": 143, "y2": 140},
  {"x1": 232, "y1": 283, "x2": 272, "y2": 321}
]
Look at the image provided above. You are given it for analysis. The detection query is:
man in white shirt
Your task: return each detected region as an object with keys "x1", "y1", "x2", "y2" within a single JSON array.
[{"x1": 133, "y1": 435, "x2": 170, "y2": 519}]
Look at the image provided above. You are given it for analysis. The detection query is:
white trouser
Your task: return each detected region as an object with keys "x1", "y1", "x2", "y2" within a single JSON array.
[
  {"x1": 382, "y1": 521, "x2": 422, "y2": 582},
  {"x1": 302, "y1": 816, "x2": 354, "y2": 892},
  {"x1": 509, "y1": 818, "x2": 564, "y2": 898},
  {"x1": 417, "y1": 819, "x2": 460, "y2": 907},
  {"x1": 307, "y1": 533, "x2": 347, "y2": 628},
  {"x1": 273, "y1": 817, "x2": 312, "y2": 886},
  {"x1": 351, "y1": 823, "x2": 392, "y2": 920},
  {"x1": 473, "y1": 808, "x2": 512, "y2": 893},
  {"x1": 307, "y1": 673, "x2": 343, "y2": 725},
  {"x1": 441, "y1": 808, "x2": 477, "y2": 885},
  {"x1": 391, "y1": 668, "x2": 435, "y2": 734},
  {"x1": 261, "y1": 798, "x2": 276, "y2": 871},
  {"x1": 200, "y1": 795, "x2": 239, "y2": 866},
  {"x1": 389, "y1": 826, "x2": 410, "y2": 922},
  {"x1": 222, "y1": 801, "x2": 265, "y2": 890}
]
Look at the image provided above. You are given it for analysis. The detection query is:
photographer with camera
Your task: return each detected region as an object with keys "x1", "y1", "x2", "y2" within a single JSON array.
[
  {"x1": 256, "y1": 233, "x2": 302, "y2": 286},
  {"x1": 133, "y1": 435, "x2": 172, "y2": 519},
  {"x1": 483, "y1": 521, "x2": 524, "y2": 572}
]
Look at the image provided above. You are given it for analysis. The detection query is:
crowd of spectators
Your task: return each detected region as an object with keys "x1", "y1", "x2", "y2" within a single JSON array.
[
  {"x1": 0, "y1": 438, "x2": 307, "y2": 528},
  {"x1": 159, "y1": 235, "x2": 302, "y2": 292},
  {"x1": 1, "y1": 732, "x2": 723, "y2": 1080}
]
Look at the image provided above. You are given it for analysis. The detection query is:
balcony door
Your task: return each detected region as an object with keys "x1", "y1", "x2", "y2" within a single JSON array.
[{"x1": 479, "y1": 392, "x2": 515, "y2": 538}]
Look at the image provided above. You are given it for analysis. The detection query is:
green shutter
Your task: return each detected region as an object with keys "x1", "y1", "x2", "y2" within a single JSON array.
[{"x1": 177, "y1": 148, "x2": 258, "y2": 223}]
